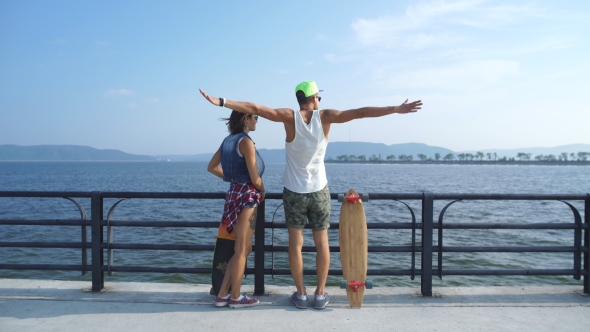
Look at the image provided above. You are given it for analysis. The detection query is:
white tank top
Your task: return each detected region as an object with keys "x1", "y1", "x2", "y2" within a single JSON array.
[{"x1": 282, "y1": 110, "x2": 328, "y2": 193}]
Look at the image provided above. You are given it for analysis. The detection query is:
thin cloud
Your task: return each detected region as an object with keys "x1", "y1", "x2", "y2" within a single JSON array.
[
  {"x1": 127, "y1": 103, "x2": 138, "y2": 108},
  {"x1": 351, "y1": 0, "x2": 546, "y2": 48},
  {"x1": 104, "y1": 89, "x2": 135, "y2": 97},
  {"x1": 145, "y1": 98, "x2": 160, "y2": 104},
  {"x1": 386, "y1": 59, "x2": 520, "y2": 92}
]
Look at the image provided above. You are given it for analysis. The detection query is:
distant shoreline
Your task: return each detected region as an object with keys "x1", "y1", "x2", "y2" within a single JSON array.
[{"x1": 324, "y1": 160, "x2": 590, "y2": 166}]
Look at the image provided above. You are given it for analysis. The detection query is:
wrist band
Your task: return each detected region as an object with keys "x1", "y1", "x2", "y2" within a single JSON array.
[{"x1": 219, "y1": 98, "x2": 225, "y2": 107}]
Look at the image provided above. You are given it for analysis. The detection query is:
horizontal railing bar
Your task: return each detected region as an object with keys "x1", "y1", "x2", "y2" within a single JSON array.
[
  {"x1": 434, "y1": 223, "x2": 588, "y2": 230},
  {"x1": 100, "y1": 267, "x2": 426, "y2": 276},
  {"x1": 271, "y1": 193, "x2": 423, "y2": 200},
  {"x1": 1, "y1": 191, "x2": 586, "y2": 201},
  {"x1": 1, "y1": 219, "x2": 584, "y2": 230},
  {"x1": 102, "y1": 220, "x2": 220, "y2": 228},
  {"x1": 433, "y1": 193, "x2": 587, "y2": 200},
  {"x1": 101, "y1": 192, "x2": 587, "y2": 200},
  {"x1": 436, "y1": 246, "x2": 588, "y2": 253},
  {"x1": 0, "y1": 191, "x2": 91, "y2": 198},
  {"x1": 100, "y1": 243, "x2": 215, "y2": 251},
  {"x1": 333, "y1": 193, "x2": 424, "y2": 200},
  {"x1": 267, "y1": 268, "x2": 422, "y2": 276},
  {"x1": 266, "y1": 245, "x2": 422, "y2": 253},
  {"x1": 266, "y1": 222, "x2": 423, "y2": 230},
  {"x1": 0, "y1": 264, "x2": 87, "y2": 271},
  {"x1": 3, "y1": 242, "x2": 582, "y2": 254},
  {"x1": 103, "y1": 266, "x2": 212, "y2": 274},
  {"x1": 440, "y1": 269, "x2": 588, "y2": 276},
  {"x1": 6, "y1": 264, "x2": 586, "y2": 277},
  {"x1": 0, "y1": 242, "x2": 90, "y2": 249},
  {"x1": 0, "y1": 219, "x2": 91, "y2": 226},
  {"x1": 100, "y1": 192, "x2": 227, "y2": 199}
]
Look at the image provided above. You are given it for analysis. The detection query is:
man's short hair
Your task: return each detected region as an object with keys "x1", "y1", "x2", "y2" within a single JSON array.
[{"x1": 296, "y1": 90, "x2": 314, "y2": 103}]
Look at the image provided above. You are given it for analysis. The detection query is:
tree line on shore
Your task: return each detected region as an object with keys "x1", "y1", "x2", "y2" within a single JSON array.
[{"x1": 327, "y1": 151, "x2": 590, "y2": 162}]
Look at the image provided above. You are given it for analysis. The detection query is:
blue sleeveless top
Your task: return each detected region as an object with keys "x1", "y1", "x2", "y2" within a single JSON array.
[{"x1": 220, "y1": 132, "x2": 265, "y2": 183}]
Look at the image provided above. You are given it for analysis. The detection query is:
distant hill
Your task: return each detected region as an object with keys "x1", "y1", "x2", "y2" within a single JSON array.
[
  {"x1": 0, "y1": 145, "x2": 155, "y2": 161},
  {"x1": 325, "y1": 142, "x2": 454, "y2": 160}
]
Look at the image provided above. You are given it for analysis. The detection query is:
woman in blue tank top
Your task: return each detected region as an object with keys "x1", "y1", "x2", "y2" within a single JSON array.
[{"x1": 207, "y1": 110, "x2": 265, "y2": 308}]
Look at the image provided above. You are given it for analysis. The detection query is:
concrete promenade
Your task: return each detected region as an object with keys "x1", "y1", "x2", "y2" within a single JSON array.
[{"x1": 1, "y1": 279, "x2": 589, "y2": 331}]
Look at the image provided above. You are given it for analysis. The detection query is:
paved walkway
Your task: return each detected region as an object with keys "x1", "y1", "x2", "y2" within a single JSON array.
[{"x1": 0, "y1": 279, "x2": 589, "y2": 331}]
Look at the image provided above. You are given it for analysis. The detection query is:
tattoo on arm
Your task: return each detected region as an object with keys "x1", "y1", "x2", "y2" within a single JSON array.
[{"x1": 249, "y1": 207, "x2": 257, "y2": 231}]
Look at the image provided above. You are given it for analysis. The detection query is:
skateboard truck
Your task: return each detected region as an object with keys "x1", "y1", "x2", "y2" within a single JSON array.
[
  {"x1": 338, "y1": 193, "x2": 370, "y2": 203},
  {"x1": 345, "y1": 194, "x2": 362, "y2": 203},
  {"x1": 340, "y1": 279, "x2": 373, "y2": 292}
]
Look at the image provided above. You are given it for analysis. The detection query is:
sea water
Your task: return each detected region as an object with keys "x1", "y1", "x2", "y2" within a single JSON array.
[{"x1": 0, "y1": 162, "x2": 588, "y2": 288}]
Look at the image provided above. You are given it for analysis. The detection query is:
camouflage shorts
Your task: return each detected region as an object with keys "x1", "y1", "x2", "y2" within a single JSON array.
[{"x1": 283, "y1": 185, "x2": 331, "y2": 231}]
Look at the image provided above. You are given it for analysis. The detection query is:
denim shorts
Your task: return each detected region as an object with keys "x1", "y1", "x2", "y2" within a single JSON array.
[
  {"x1": 244, "y1": 203, "x2": 258, "y2": 209},
  {"x1": 283, "y1": 185, "x2": 331, "y2": 231}
]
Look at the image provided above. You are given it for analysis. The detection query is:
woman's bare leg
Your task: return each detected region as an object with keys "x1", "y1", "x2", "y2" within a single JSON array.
[{"x1": 218, "y1": 207, "x2": 256, "y2": 299}]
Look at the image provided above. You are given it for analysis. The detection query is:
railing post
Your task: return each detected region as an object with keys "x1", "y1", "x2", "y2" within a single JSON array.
[
  {"x1": 254, "y1": 199, "x2": 266, "y2": 295},
  {"x1": 91, "y1": 191, "x2": 104, "y2": 292},
  {"x1": 421, "y1": 192, "x2": 434, "y2": 296},
  {"x1": 584, "y1": 195, "x2": 589, "y2": 294}
]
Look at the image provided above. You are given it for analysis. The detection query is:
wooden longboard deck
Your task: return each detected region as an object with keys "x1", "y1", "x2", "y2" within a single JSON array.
[
  {"x1": 210, "y1": 223, "x2": 236, "y2": 296},
  {"x1": 339, "y1": 188, "x2": 368, "y2": 308}
]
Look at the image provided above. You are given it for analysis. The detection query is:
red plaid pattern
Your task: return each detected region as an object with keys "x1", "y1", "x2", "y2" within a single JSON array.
[{"x1": 221, "y1": 182, "x2": 261, "y2": 234}]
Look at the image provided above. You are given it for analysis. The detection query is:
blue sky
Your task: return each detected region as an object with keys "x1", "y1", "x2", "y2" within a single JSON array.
[{"x1": 1, "y1": 0, "x2": 588, "y2": 155}]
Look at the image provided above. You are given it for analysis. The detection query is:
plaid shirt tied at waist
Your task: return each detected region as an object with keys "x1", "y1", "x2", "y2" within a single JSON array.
[{"x1": 221, "y1": 182, "x2": 262, "y2": 234}]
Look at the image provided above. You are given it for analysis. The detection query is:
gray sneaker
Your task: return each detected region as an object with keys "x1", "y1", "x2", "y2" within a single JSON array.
[
  {"x1": 290, "y1": 292, "x2": 308, "y2": 309},
  {"x1": 314, "y1": 292, "x2": 330, "y2": 310}
]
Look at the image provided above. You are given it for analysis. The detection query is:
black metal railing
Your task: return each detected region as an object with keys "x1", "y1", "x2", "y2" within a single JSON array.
[{"x1": 0, "y1": 191, "x2": 588, "y2": 296}]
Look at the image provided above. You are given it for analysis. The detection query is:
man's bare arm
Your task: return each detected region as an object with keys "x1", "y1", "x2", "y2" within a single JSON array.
[
  {"x1": 321, "y1": 99, "x2": 422, "y2": 124},
  {"x1": 199, "y1": 89, "x2": 293, "y2": 123}
]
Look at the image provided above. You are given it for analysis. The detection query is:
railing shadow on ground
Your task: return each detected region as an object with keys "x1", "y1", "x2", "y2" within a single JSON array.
[{"x1": 0, "y1": 191, "x2": 588, "y2": 296}]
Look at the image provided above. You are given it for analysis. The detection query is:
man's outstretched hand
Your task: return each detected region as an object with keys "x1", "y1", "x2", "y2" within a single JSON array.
[
  {"x1": 199, "y1": 89, "x2": 221, "y2": 106},
  {"x1": 397, "y1": 99, "x2": 422, "y2": 114}
]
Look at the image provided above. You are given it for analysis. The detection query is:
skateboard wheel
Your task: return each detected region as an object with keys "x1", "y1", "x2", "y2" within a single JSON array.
[
  {"x1": 361, "y1": 193, "x2": 369, "y2": 202},
  {"x1": 340, "y1": 280, "x2": 347, "y2": 289},
  {"x1": 365, "y1": 280, "x2": 373, "y2": 289},
  {"x1": 338, "y1": 194, "x2": 344, "y2": 202}
]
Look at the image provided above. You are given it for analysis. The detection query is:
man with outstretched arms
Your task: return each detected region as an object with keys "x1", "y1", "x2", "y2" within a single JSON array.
[{"x1": 200, "y1": 81, "x2": 422, "y2": 310}]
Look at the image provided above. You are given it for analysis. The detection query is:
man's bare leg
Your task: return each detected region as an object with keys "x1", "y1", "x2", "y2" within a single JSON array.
[
  {"x1": 312, "y1": 229, "x2": 329, "y2": 296},
  {"x1": 288, "y1": 227, "x2": 306, "y2": 296}
]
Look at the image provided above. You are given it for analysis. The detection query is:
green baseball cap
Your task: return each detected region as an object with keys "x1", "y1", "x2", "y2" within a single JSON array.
[{"x1": 295, "y1": 80, "x2": 323, "y2": 97}]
